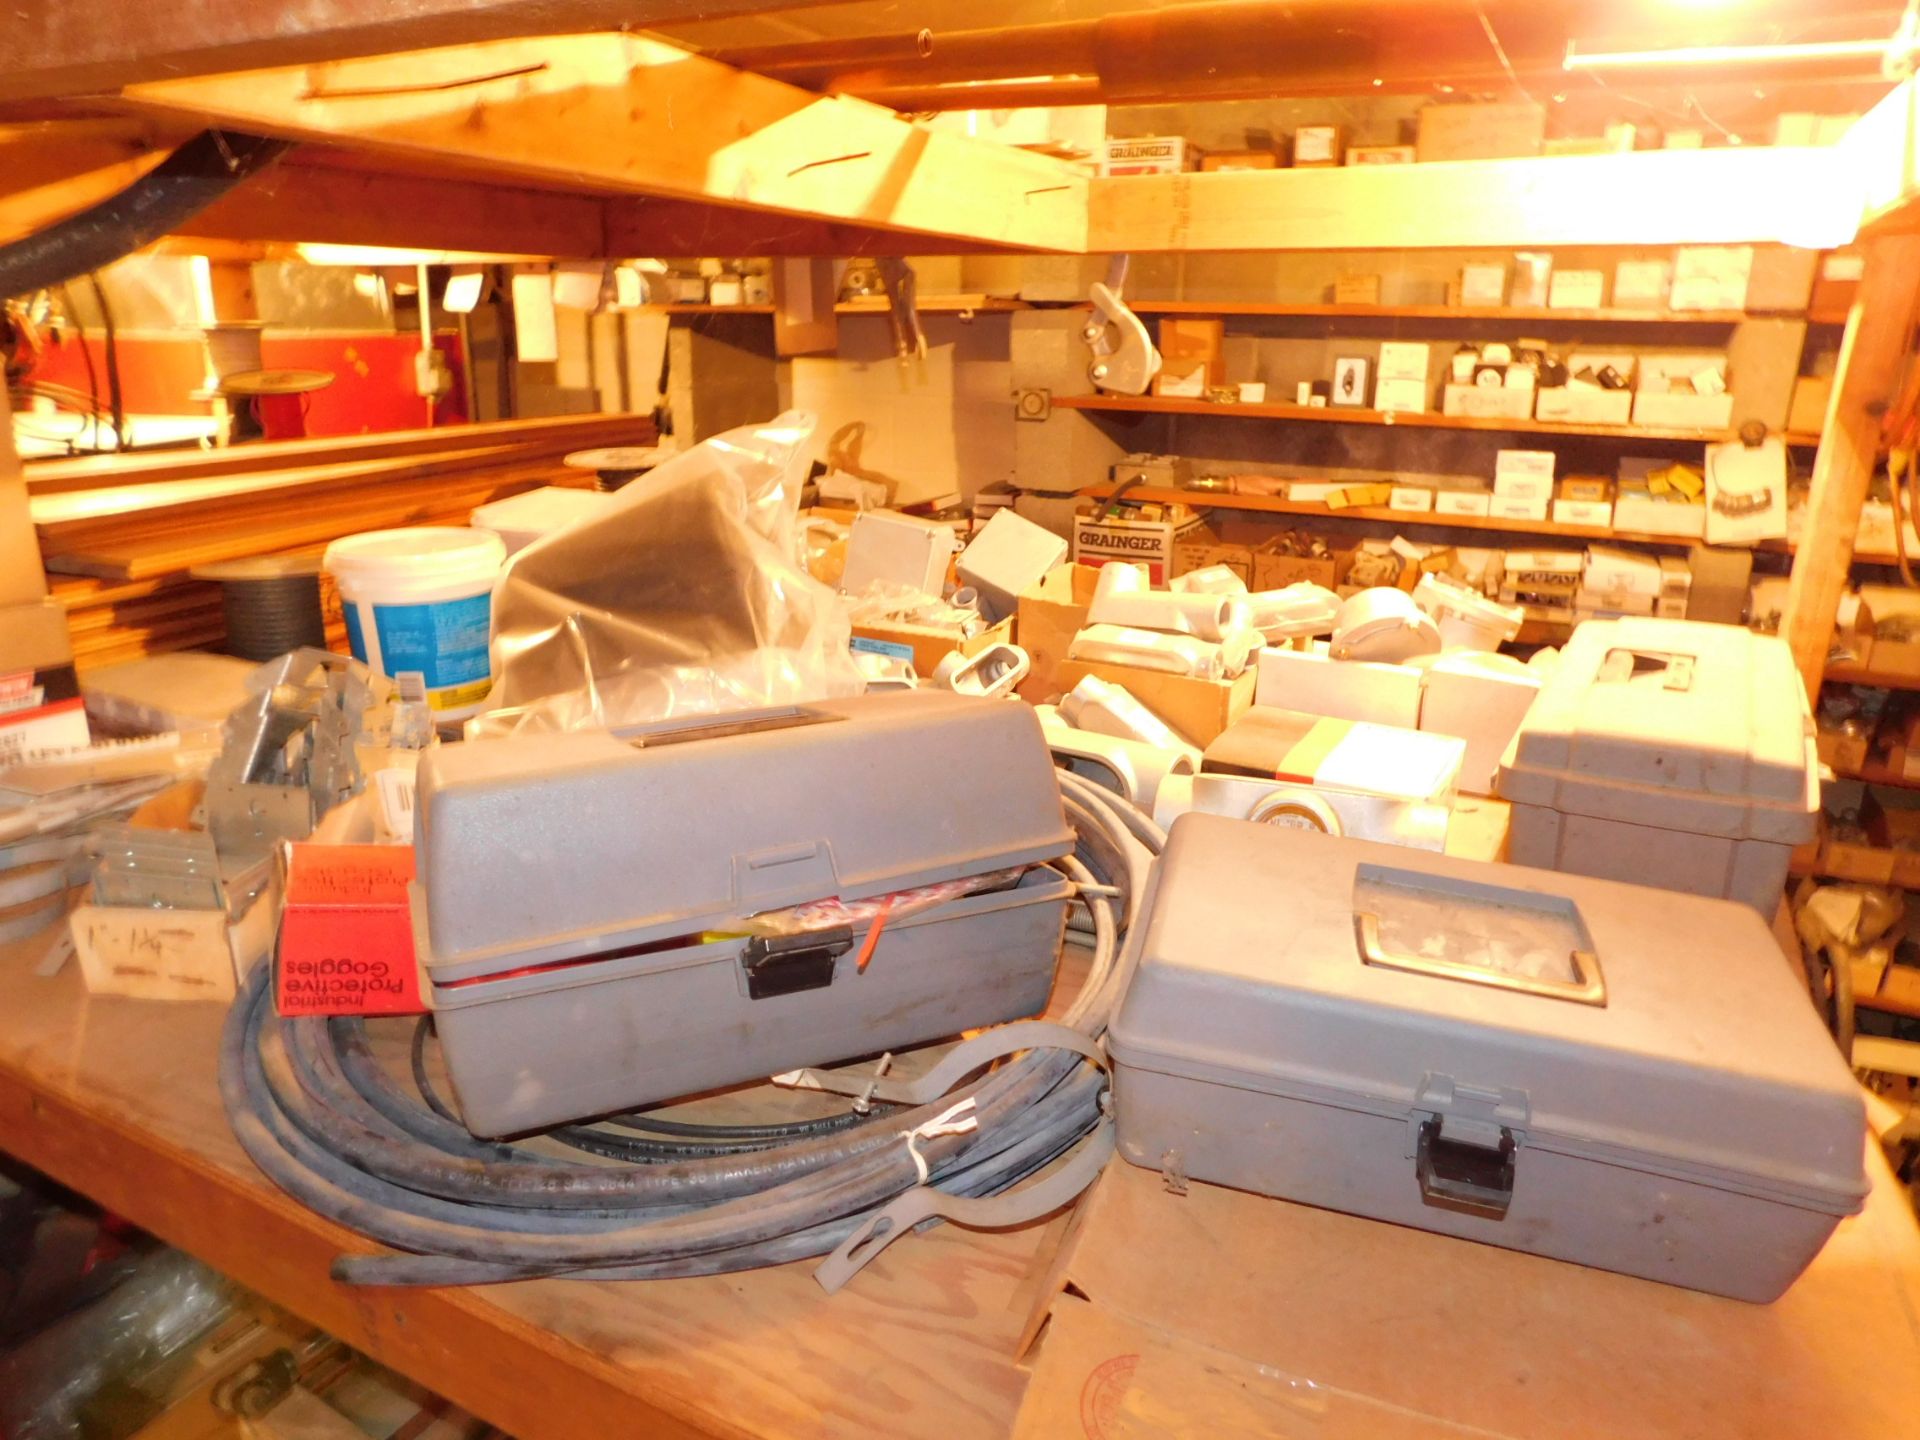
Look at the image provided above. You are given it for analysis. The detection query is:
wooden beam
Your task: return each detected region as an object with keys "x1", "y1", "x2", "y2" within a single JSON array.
[
  {"x1": 0, "y1": 1, "x2": 847, "y2": 104},
  {"x1": 1087, "y1": 147, "x2": 1856, "y2": 253},
  {"x1": 1782, "y1": 233, "x2": 1920, "y2": 701},
  {"x1": 601, "y1": 195, "x2": 1023, "y2": 256},
  {"x1": 182, "y1": 154, "x2": 610, "y2": 259},
  {"x1": 116, "y1": 34, "x2": 1088, "y2": 254}
]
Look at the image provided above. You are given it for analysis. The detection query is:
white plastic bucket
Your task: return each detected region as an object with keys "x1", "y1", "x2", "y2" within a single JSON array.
[{"x1": 323, "y1": 527, "x2": 505, "y2": 713}]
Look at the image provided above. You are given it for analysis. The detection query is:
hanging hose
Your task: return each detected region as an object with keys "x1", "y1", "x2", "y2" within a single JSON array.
[
  {"x1": 0, "y1": 131, "x2": 293, "y2": 300},
  {"x1": 219, "y1": 766, "x2": 1157, "y2": 1287}
]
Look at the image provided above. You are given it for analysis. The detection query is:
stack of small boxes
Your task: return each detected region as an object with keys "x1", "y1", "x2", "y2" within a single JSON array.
[
  {"x1": 1576, "y1": 547, "x2": 1688, "y2": 621},
  {"x1": 1498, "y1": 549, "x2": 1583, "y2": 625},
  {"x1": 1492, "y1": 449, "x2": 1554, "y2": 523}
]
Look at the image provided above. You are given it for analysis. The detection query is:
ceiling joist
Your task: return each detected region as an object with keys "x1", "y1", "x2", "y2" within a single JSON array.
[{"x1": 112, "y1": 33, "x2": 1089, "y2": 255}]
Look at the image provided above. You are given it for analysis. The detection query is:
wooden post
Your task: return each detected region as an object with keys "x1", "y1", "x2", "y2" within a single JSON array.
[
  {"x1": 0, "y1": 385, "x2": 51, "y2": 606},
  {"x1": 1781, "y1": 234, "x2": 1920, "y2": 701}
]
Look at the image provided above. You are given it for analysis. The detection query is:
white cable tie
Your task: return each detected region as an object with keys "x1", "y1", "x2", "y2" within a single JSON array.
[{"x1": 900, "y1": 1096, "x2": 978, "y2": 1185}]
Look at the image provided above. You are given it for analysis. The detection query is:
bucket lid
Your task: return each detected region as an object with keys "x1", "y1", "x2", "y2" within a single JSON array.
[{"x1": 323, "y1": 527, "x2": 505, "y2": 585}]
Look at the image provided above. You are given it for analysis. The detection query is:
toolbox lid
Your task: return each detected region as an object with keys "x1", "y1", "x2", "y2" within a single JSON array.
[
  {"x1": 1109, "y1": 815, "x2": 1866, "y2": 1212},
  {"x1": 1497, "y1": 618, "x2": 1817, "y2": 843},
  {"x1": 413, "y1": 690, "x2": 1074, "y2": 975}
]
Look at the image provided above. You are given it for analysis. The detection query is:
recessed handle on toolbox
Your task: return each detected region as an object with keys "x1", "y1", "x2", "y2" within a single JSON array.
[
  {"x1": 1353, "y1": 912, "x2": 1607, "y2": 1007},
  {"x1": 1416, "y1": 1117, "x2": 1516, "y2": 1221}
]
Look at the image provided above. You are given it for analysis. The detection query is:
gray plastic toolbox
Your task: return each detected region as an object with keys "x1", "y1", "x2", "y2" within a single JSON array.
[
  {"x1": 1108, "y1": 813, "x2": 1867, "y2": 1302},
  {"x1": 1496, "y1": 617, "x2": 1818, "y2": 916},
  {"x1": 413, "y1": 690, "x2": 1075, "y2": 1135}
]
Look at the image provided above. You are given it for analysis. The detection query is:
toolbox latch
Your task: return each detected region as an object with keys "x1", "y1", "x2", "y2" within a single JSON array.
[
  {"x1": 740, "y1": 927, "x2": 854, "y2": 1000},
  {"x1": 1416, "y1": 1116, "x2": 1516, "y2": 1221}
]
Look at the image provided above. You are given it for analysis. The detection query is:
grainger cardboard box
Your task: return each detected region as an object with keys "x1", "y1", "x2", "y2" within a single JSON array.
[{"x1": 1071, "y1": 506, "x2": 1208, "y2": 584}]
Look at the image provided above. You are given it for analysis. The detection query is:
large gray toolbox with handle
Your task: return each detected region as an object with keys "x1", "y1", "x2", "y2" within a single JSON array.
[
  {"x1": 413, "y1": 690, "x2": 1076, "y2": 1136},
  {"x1": 1107, "y1": 813, "x2": 1866, "y2": 1302}
]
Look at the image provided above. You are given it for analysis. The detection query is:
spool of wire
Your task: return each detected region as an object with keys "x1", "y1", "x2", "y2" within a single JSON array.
[
  {"x1": 564, "y1": 445, "x2": 666, "y2": 492},
  {"x1": 191, "y1": 556, "x2": 327, "y2": 661}
]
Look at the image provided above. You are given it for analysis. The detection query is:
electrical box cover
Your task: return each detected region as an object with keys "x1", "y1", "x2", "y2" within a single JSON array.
[{"x1": 1108, "y1": 815, "x2": 1866, "y2": 1301}]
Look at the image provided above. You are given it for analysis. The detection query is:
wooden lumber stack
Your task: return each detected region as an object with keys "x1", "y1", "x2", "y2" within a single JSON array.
[{"x1": 29, "y1": 414, "x2": 655, "y2": 670}]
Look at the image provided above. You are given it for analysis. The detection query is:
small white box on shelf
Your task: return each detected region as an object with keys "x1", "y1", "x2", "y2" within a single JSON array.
[
  {"x1": 1534, "y1": 387, "x2": 1634, "y2": 425},
  {"x1": 1494, "y1": 473, "x2": 1554, "y2": 503},
  {"x1": 1553, "y1": 498, "x2": 1615, "y2": 527},
  {"x1": 1547, "y1": 270, "x2": 1606, "y2": 309},
  {"x1": 1377, "y1": 341, "x2": 1431, "y2": 382},
  {"x1": 1490, "y1": 493, "x2": 1550, "y2": 521},
  {"x1": 1632, "y1": 391, "x2": 1734, "y2": 430},
  {"x1": 1389, "y1": 486, "x2": 1435, "y2": 513},
  {"x1": 1435, "y1": 490, "x2": 1493, "y2": 517},
  {"x1": 1374, "y1": 377, "x2": 1429, "y2": 414},
  {"x1": 1442, "y1": 385, "x2": 1532, "y2": 420},
  {"x1": 1495, "y1": 449, "x2": 1556, "y2": 483}
]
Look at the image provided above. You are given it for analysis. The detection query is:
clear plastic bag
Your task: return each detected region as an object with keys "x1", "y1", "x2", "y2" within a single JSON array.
[{"x1": 471, "y1": 412, "x2": 864, "y2": 739}]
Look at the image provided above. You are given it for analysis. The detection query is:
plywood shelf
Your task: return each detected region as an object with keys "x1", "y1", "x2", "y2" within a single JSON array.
[
  {"x1": 1054, "y1": 392, "x2": 1766, "y2": 444},
  {"x1": 1826, "y1": 663, "x2": 1920, "y2": 690},
  {"x1": 1128, "y1": 301, "x2": 1756, "y2": 324},
  {"x1": 1079, "y1": 482, "x2": 1748, "y2": 551}
]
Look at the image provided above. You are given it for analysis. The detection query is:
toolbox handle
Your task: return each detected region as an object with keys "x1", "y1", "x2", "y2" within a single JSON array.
[{"x1": 1354, "y1": 911, "x2": 1607, "y2": 1007}]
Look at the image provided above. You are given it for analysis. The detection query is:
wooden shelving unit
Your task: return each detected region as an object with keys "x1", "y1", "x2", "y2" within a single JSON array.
[
  {"x1": 1054, "y1": 392, "x2": 1818, "y2": 446},
  {"x1": 638, "y1": 298, "x2": 1033, "y2": 317}
]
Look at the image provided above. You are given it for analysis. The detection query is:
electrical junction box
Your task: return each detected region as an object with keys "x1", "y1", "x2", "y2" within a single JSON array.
[{"x1": 1109, "y1": 814, "x2": 1867, "y2": 1302}]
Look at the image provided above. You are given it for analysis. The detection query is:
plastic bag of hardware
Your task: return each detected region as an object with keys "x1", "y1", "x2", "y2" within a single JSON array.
[{"x1": 471, "y1": 412, "x2": 864, "y2": 738}]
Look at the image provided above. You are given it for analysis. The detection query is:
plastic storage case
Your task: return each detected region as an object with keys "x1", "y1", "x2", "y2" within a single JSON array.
[
  {"x1": 1496, "y1": 617, "x2": 1817, "y2": 915},
  {"x1": 1109, "y1": 815, "x2": 1866, "y2": 1302},
  {"x1": 413, "y1": 691, "x2": 1075, "y2": 1135}
]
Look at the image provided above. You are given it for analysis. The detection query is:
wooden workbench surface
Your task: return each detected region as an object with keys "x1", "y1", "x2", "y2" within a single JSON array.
[{"x1": 0, "y1": 930, "x2": 1055, "y2": 1440}]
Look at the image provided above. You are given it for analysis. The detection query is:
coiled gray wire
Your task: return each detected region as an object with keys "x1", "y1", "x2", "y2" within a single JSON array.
[{"x1": 219, "y1": 766, "x2": 1158, "y2": 1285}]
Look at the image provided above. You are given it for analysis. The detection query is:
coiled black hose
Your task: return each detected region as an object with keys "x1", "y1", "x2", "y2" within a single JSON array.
[
  {"x1": 0, "y1": 131, "x2": 292, "y2": 300},
  {"x1": 219, "y1": 768, "x2": 1157, "y2": 1286}
]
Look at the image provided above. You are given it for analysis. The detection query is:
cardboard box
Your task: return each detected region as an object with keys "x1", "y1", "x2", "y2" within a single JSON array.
[
  {"x1": 851, "y1": 614, "x2": 1012, "y2": 682},
  {"x1": 1613, "y1": 488, "x2": 1707, "y2": 537},
  {"x1": 1346, "y1": 144, "x2": 1416, "y2": 165},
  {"x1": 1252, "y1": 545, "x2": 1344, "y2": 590},
  {"x1": 1200, "y1": 150, "x2": 1280, "y2": 171},
  {"x1": 1419, "y1": 658, "x2": 1542, "y2": 796},
  {"x1": 1173, "y1": 537, "x2": 1256, "y2": 585},
  {"x1": 1377, "y1": 341, "x2": 1430, "y2": 382},
  {"x1": 1490, "y1": 494, "x2": 1549, "y2": 521},
  {"x1": 1435, "y1": 490, "x2": 1493, "y2": 517},
  {"x1": 1789, "y1": 376, "x2": 1833, "y2": 435},
  {"x1": 1016, "y1": 564, "x2": 1101, "y2": 702},
  {"x1": 1493, "y1": 472, "x2": 1553, "y2": 504},
  {"x1": 1415, "y1": 101, "x2": 1546, "y2": 162},
  {"x1": 276, "y1": 845, "x2": 426, "y2": 1017},
  {"x1": 1389, "y1": 486, "x2": 1434, "y2": 513},
  {"x1": 1054, "y1": 659, "x2": 1255, "y2": 747},
  {"x1": 1334, "y1": 274, "x2": 1382, "y2": 305},
  {"x1": 1255, "y1": 644, "x2": 1422, "y2": 728},
  {"x1": 1374, "y1": 377, "x2": 1429, "y2": 414},
  {"x1": 1613, "y1": 259, "x2": 1673, "y2": 308},
  {"x1": 1632, "y1": 390, "x2": 1735, "y2": 430},
  {"x1": 0, "y1": 599, "x2": 86, "y2": 766},
  {"x1": 1442, "y1": 384, "x2": 1532, "y2": 420},
  {"x1": 1072, "y1": 506, "x2": 1208, "y2": 583},
  {"x1": 1101, "y1": 136, "x2": 1202, "y2": 175},
  {"x1": 1156, "y1": 318, "x2": 1225, "y2": 389},
  {"x1": 1671, "y1": 245, "x2": 1754, "y2": 311},
  {"x1": 1533, "y1": 386, "x2": 1634, "y2": 425},
  {"x1": 1548, "y1": 270, "x2": 1606, "y2": 309},
  {"x1": 1811, "y1": 250, "x2": 1864, "y2": 315},
  {"x1": 1553, "y1": 498, "x2": 1615, "y2": 528},
  {"x1": 1558, "y1": 475, "x2": 1613, "y2": 503},
  {"x1": 1291, "y1": 125, "x2": 1343, "y2": 167},
  {"x1": 1458, "y1": 263, "x2": 1507, "y2": 306},
  {"x1": 1495, "y1": 449, "x2": 1555, "y2": 484}
]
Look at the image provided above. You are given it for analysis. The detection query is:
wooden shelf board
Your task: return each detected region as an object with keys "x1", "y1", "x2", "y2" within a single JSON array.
[
  {"x1": 1054, "y1": 392, "x2": 1747, "y2": 443},
  {"x1": 1079, "y1": 483, "x2": 1733, "y2": 549},
  {"x1": 1128, "y1": 301, "x2": 1754, "y2": 324},
  {"x1": 1832, "y1": 762, "x2": 1920, "y2": 790},
  {"x1": 639, "y1": 299, "x2": 1031, "y2": 316},
  {"x1": 1826, "y1": 663, "x2": 1920, "y2": 690}
]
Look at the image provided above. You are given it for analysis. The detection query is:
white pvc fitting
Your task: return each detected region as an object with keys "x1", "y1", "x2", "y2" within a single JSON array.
[
  {"x1": 1038, "y1": 710, "x2": 1198, "y2": 812},
  {"x1": 1088, "y1": 562, "x2": 1250, "y2": 642},
  {"x1": 1059, "y1": 674, "x2": 1195, "y2": 755},
  {"x1": 932, "y1": 642, "x2": 1030, "y2": 698},
  {"x1": 1068, "y1": 623, "x2": 1254, "y2": 680},
  {"x1": 1170, "y1": 565, "x2": 1249, "y2": 597}
]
